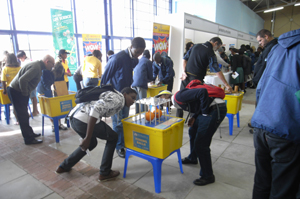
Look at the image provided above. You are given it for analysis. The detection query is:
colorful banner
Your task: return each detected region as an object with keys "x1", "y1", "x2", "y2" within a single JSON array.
[
  {"x1": 152, "y1": 23, "x2": 170, "y2": 55},
  {"x1": 82, "y1": 34, "x2": 102, "y2": 57},
  {"x1": 51, "y1": 8, "x2": 77, "y2": 73}
]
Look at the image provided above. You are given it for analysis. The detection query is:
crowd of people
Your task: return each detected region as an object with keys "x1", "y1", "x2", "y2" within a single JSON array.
[{"x1": 0, "y1": 28, "x2": 299, "y2": 198}]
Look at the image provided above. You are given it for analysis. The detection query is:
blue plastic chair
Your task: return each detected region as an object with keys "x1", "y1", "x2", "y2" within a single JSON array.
[
  {"x1": 123, "y1": 148, "x2": 184, "y2": 193},
  {"x1": 42, "y1": 114, "x2": 70, "y2": 143}
]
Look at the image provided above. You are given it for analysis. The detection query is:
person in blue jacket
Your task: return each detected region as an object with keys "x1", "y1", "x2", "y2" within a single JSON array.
[
  {"x1": 251, "y1": 29, "x2": 300, "y2": 199},
  {"x1": 132, "y1": 49, "x2": 153, "y2": 113},
  {"x1": 152, "y1": 52, "x2": 175, "y2": 92},
  {"x1": 101, "y1": 37, "x2": 146, "y2": 158}
]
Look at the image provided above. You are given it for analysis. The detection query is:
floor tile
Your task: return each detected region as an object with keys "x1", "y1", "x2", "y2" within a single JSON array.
[
  {"x1": 221, "y1": 143, "x2": 255, "y2": 165},
  {"x1": 0, "y1": 174, "x2": 53, "y2": 199},
  {"x1": 42, "y1": 192, "x2": 63, "y2": 199},
  {"x1": 0, "y1": 160, "x2": 27, "y2": 186}
]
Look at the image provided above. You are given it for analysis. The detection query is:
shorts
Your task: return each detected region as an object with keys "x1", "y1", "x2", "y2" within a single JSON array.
[{"x1": 30, "y1": 88, "x2": 37, "y2": 98}]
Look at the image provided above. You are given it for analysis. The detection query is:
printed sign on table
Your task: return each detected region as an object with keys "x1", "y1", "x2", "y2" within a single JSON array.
[
  {"x1": 82, "y1": 34, "x2": 102, "y2": 57},
  {"x1": 152, "y1": 23, "x2": 170, "y2": 55}
]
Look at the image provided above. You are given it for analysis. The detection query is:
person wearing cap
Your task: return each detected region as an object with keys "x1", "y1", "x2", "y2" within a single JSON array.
[
  {"x1": 101, "y1": 37, "x2": 146, "y2": 158},
  {"x1": 132, "y1": 49, "x2": 153, "y2": 113},
  {"x1": 158, "y1": 87, "x2": 227, "y2": 186},
  {"x1": 58, "y1": 49, "x2": 72, "y2": 89},
  {"x1": 7, "y1": 55, "x2": 55, "y2": 145}
]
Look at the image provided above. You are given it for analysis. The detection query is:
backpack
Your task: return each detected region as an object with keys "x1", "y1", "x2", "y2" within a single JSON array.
[
  {"x1": 185, "y1": 80, "x2": 225, "y2": 99},
  {"x1": 75, "y1": 84, "x2": 116, "y2": 104}
]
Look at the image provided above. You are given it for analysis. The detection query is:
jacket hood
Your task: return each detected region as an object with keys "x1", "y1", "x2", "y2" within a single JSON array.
[{"x1": 278, "y1": 28, "x2": 300, "y2": 49}]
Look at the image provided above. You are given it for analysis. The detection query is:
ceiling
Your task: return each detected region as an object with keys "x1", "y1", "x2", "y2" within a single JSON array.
[{"x1": 240, "y1": 0, "x2": 299, "y2": 13}]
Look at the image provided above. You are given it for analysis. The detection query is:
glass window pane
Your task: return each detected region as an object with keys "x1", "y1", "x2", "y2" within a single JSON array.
[
  {"x1": 112, "y1": 0, "x2": 132, "y2": 37},
  {"x1": 13, "y1": 0, "x2": 71, "y2": 32},
  {"x1": 0, "y1": 35, "x2": 13, "y2": 54},
  {"x1": 75, "y1": 0, "x2": 105, "y2": 34},
  {"x1": 134, "y1": 0, "x2": 153, "y2": 39},
  {"x1": 17, "y1": 34, "x2": 54, "y2": 61},
  {"x1": 157, "y1": 0, "x2": 170, "y2": 16},
  {"x1": 0, "y1": 0, "x2": 10, "y2": 29}
]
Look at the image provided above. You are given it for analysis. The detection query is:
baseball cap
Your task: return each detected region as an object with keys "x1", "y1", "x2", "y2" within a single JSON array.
[{"x1": 59, "y1": 49, "x2": 70, "y2": 55}]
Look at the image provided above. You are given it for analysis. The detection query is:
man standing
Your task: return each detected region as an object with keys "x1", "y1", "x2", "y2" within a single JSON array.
[
  {"x1": 7, "y1": 55, "x2": 55, "y2": 145},
  {"x1": 101, "y1": 37, "x2": 146, "y2": 158},
  {"x1": 249, "y1": 29, "x2": 278, "y2": 132},
  {"x1": 152, "y1": 52, "x2": 175, "y2": 92},
  {"x1": 251, "y1": 29, "x2": 300, "y2": 199},
  {"x1": 177, "y1": 37, "x2": 233, "y2": 118}
]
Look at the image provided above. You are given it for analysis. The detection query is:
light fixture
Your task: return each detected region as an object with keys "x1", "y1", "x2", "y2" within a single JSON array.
[
  {"x1": 295, "y1": 3, "x2": 300, "y2": 6},
  {"x1": 264, "y1": 7, "x2": 284, "y2": 13}
]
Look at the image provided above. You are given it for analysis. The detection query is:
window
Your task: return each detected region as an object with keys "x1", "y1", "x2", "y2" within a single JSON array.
[
  {"x1": 157, "y1": 0, "x2": 170, "y2": 16},
  {"x1": 0, "y1": 0, "x2": 10, "y2": 30},
  {"x1": 13, "y1": 0, "x2": 71, "y2": 31},
  {"x1": 75, "y1": 0, "x2": 105, "y2": 34},
  {"x1": 0, "y1": 35, "x2": 13, "y2": 54},
  {"x1": 17, "y1": 34, "x2": 54, "y2": 61},
  {"x1": 133, "y1": 0, "x2": 153, "y2": 39},
  {"x1": 112, "y1": 0, "x2": 132, "y2": 37}
]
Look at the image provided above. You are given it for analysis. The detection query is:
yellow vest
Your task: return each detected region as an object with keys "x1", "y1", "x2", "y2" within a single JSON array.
[
  {"x1": 61, "y1": 60, "x2": 69, "y2": 82},
  {"x1": 82, "y1": 56, "x2": 102, "y2": 78}
]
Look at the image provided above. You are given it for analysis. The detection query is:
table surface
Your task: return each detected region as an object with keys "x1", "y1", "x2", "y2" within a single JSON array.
[{"x1": 204, "y1": 71, "x2": 232, "y2": 86}]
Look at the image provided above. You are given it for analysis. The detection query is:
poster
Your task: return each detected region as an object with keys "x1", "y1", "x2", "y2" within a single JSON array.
[
  {"x1": 82, "y1": 34, "x2": 102, "y2": 57},
  {"x1": 152, "y1": 23, "x2": 170, "y2": 55},
  {"x1": 51, "y1": 8, "x2": 77, "y2": 73}
]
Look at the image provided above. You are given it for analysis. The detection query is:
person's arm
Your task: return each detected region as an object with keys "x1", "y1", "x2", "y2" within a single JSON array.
[
  {"x1": 215, "y1": 51, "x2": 229, "y2": 67},
  {"x1": 101, "y1": 60, "x2": 118, "y2": 86},
  {"x1": 2, "y1": 81, "x2": 7, "y2": 94},
  {"x1": 152, "y1": 62, "x2": 159, "y2": 83},
  {"x1": 181, "y1": 47, "x2": 193, "y2": 80},
  {"x1": 147, "y1": 61, "x2": 153, "y2": 82},
  {"x1": 65, "y1": 68, "x2": 72, "y2": 76},
  {"x1": 161, "y1": 59, "x2": 172, "y2": 83},
  {"x1": 80, "y1": 116, "x2": 97, "y2": 151},
  {"x1": 209, "y1": 55, "x2": 233, "y2": 92},
  {"x1": 19, "y1": 66, "x2": 39, "y2": 96}
]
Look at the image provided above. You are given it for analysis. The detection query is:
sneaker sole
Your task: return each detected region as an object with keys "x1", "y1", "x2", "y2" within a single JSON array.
[{"x1": 98, "y1": 176, "x2": 118, "y2": 182}]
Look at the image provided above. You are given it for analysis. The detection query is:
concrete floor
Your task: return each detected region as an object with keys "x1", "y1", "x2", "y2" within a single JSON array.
[{"x1": 0, "y1": 88, "x2": 257, "y2": 199}]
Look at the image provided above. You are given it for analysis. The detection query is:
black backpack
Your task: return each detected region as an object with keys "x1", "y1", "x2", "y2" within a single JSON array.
[{"x1": 75, "y1": 84, "x2": 116, "y2": 104}]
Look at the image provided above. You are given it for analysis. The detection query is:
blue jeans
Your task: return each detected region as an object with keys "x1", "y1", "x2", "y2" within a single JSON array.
[
  {"x1": 60, "y1": 118, "x2": 118, "y2": 175},
  {"x1": 111, "y1": 105, "x2": 129, "y2": 150},
  {"x1": 188, "y1": 104, "x2": 227, "y2": 178},
  {"x1": 134, "y1": 87, "x2": 147, "y2": 113},
  {"x1": 252, "y1": 128, "x2": 300, "y2": 199},
  {"x1": 83, "y1": 77, "x2": 98, "y2": 87}
]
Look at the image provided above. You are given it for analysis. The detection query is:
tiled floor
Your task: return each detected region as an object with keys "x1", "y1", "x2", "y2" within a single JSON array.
[{"x1": 0, "y1": 88, "x2": 257, "y2": 199}]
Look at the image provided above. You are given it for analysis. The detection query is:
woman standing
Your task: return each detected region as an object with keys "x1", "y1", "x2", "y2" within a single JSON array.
[
  {"x1": 58, "y1": 49, "x2": 72, "y2": 89},
  {"x1": 82, "y1": 50, "x2": 102, "y2": 87}
]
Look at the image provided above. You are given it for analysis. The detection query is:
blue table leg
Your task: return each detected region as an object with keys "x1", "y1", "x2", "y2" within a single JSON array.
[
  {"x1": 237, "y1": 112, "x2": 240, "y2": 128},
  {"x1": 151, "y1": 158, "x2": 163, "y2": 193},
  {"x1": 5, "y1": 104, "x2": 10, "y2": 125},
  {"x1": 42, "y1": 115, "x2": 44, "y2": 136},
  {"x1": 0, "y1": 103, "x2": 2, "y2": 120},
  {"x1": 53, "y1": 117, "x2": 60, "y2": 143},
  {"x1": 176, "y1": 149, "x2": 184, "y2": 174}
]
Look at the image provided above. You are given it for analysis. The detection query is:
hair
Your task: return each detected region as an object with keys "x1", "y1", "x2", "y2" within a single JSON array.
[
  {"x1": 222, "y1": 46, "x2": 226, "y2": 51},
  {"x1": 93, "y1": 50, "x2": 102, "y2": 62},
  {"x1": 121, "y1": 87, "x2": 137, "y2": 95},
  {"x1": 52, "y1": 62, "x2": 65, "y2": 79},
  {"x1": 153, "y1": 52, "x2": 161, "y2": 62},
  {"x1": 185, "y1": 42, "x2": 194, "y2": 53},
  {"x1": 238, "y1": 48, "x2": 244, "y2": 56},
  {"x1": 6, "y1": 53, "x2": 20, "y2": 67},
  {"x1": 257, "y1": 47, "x2": 263, "y2": 51},
  {"x1": 143, "y1": 50, "x2": 150, "y2": 59},
  {"x1": 3, "y1": 51, "x2": 9, "y2": 56},
  {"x1": 209, "y1": 37, "x2": 222, "y2": 45},
  {"x1": 233, "y1": 48, "x2": 239, "y2": 53},
  {"x1": 17, "y1": 50, "x2": 26, "y2": 59},
  {"x1": 245, "y1": 45, "x2": 251, "y2": 50},
  {"x1": 251, "y1": 46, "x2": 256, "y2": 52},
  {"x1": 256, "y1": 29, "x2": 272, "y2": 38},
  {"x1": 131, "y1": 37, "x2": 146, "y2": 49},
  {"x1": 250, "y1": 48, "x2": 253, "y2": 53},
  {"x1": 107, "y1": 50, "x2": 114, "y2": 56}
]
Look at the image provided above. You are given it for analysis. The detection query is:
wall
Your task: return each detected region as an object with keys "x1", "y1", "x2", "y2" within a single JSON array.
[
  {"x1": 215, "y1": 0, "x2": 264, "y2": 35},
  {"x1": 258, "y1": 5, "x2": 300, "y2": 37}
]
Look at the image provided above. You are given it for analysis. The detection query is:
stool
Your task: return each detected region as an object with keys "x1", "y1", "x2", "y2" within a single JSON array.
[
  {"x1": 42, "y1": 114, "x2": 70, "y2": 143},
  {"x1": 226, "y1": 112, "x2": 240, "y2": 136},
  {"x1": 123, "y1": 148, "x2": 184, "y2": 193},
  {"x1": 0, "y1": 103, "x2": 33, "y2": 124}
]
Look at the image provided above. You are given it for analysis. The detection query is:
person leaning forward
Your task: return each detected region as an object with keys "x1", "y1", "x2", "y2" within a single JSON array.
[
  {"x1": 56, "y1": 87, "x2": 137, "y2": 181},
  {"x1": 7, "y1": 55, "x2": 55, "y2": 145},
  {"x1": 176, "y1": 37, "x2": 233, "y2": 117}
]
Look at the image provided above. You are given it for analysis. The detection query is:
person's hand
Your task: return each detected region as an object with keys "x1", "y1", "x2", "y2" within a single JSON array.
[
  {"x1": 226, "y1": 84, "x2": 233, "y2": 93},
  {"x1": 3, "y1": 90, "x2": 7, "y2": 95},
  {"x1": 80, "y1": 137, "x2": 90, "y2": 151},
  {"x1": 188, "y1": 117, "x2": 195, "y2": 127},
  {"x1": 180, "y1": 72, "x2": 187, "y2": 81},
  {"x1": 232, "y1": 72, "x2": 235, "y2": 75},
  {"x1": 150, "y1": 81, "x2": 155, "y2": 85}
]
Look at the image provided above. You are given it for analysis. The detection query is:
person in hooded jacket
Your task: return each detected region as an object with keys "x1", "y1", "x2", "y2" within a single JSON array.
[{"x1": 251, "y1": 29, "x2": 300, "y2": 199}]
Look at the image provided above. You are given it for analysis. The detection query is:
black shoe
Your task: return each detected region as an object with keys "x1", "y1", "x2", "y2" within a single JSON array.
[
  {"x1": 193, "y1": 175, "x2": 215, "y2": 186},
  {"x1": 33, "y1": 133, "x2": 41, "y2": 137},
  {"x1": 25, "y1": 139, "x2": 43, "y2": 145},
  {"x1": 117, "y1": 148, "x2": 125, "y2": 158},
  {"x1": 249, "y1": 129, "x2": 254, "y2": 134},
  {"x1": 182, "y1": 157, "x2": 197, "y2": 165}
]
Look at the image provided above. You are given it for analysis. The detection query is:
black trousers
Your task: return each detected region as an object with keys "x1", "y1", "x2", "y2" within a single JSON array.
[
  {"x1": 7, "y1": 87, "x2": 36, "y2": 142},
  {"x1": 73, "y1": 74, "x2": 82, "y2": 91},
  {"x1": 252, "y1": 128, "x2": 300, "y2": 199}
]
